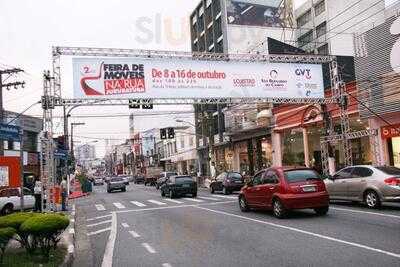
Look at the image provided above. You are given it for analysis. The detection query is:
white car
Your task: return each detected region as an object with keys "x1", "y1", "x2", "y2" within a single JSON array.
[{"x1": 0, "y1": 187, "x2": 35, "y2": 215}]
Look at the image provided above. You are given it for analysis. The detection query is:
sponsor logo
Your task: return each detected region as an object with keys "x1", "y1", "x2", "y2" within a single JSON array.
[
  {"x1": 270, "y1": 69, "x2": 278, "y2": 79},
  {"x1": 261, "y1": 69, "x2": 288, "y2": 90},
  {"x1": 233, "y1": 78, "x2": 256, "y2": 87},
  {"x1": 295, "y1": 68, "x2": 312, "y2": 79}
]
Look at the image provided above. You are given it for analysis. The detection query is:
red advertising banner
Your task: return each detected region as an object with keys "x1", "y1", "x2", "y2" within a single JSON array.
[
  {"x1": 0, "y1": 156, "x2": 21, "y2": 188},
  {"x1": 381, "y1": 123, "x2": 400, "y2": 139}
]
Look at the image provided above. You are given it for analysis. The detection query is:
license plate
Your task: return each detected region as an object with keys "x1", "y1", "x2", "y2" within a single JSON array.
[
  {"x1": 182, "y1": 184, "x2": 190, "y2": 188},
  {"x1": 302, "y1": 186, "x2": 316, "y2": 192}
]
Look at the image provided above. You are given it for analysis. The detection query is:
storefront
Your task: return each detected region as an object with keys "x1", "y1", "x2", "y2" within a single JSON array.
[{"x1": 380, "y1": 121, "x2": 400, "y2": 168}]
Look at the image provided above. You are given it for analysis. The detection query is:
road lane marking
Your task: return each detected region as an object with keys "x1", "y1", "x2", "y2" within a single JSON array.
[
  {"x1": 130, "y1": 201, "x2": 147, "y2": 207},
  {"x1": 95, "y1": 204, "x2": 106, "y2": 211},
  {"x1": 87, "y1": 214, "x2": 112, "y2": 221},
  {"x1": 129, "y1": 230, "x2": 141, "y2": 238},
  {"x1": 213, "y1": 195, "x2": 237, "y2": 199},
  {"x1": 113, "y1": 202, "x2": 126, "y2": 209},
  {"x1": 87, "y1": 220, "x2": 112, "y2": 228},
  {"x1": 101, "y1": 212, "x2": 117, "y2": 267},
  {"x1": 121, "y1": 223, "x2": 129, "y2": 228},
  {"x1": 163, "y1": 199, "x2": 184, "y2": 204},
  {"x1": 182, "y1": 198, "x2": 204, "y2": 203},
  {"x1": 197, "y1": 196, "x2": 220, "y2": 201},
  {"x1": 116, "y1": 200, "x2": 235, "y2": 214},
  {"x1": 331, "y1": 207, "x2": 400, "y2": 219},
  {"x1": 87, "y1": 227, "x2": 111, "y2": 236},
  {"x1": 148, "y1": 200, "x2": 167, "y2": 205},
  {"x1": 162, "y1": 263, "x2": 172, "y2": 267},
  {"x1": 141, "y1": 243, "x2": 156, "y2": 254},
  {"x1": 195, "y1": 206, "x2": 400, "y2": 259}
]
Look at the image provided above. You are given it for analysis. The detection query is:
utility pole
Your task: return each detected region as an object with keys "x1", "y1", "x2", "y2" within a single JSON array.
[{"x1": 0, "y1": 68, "x2": 25, "y2": 156}]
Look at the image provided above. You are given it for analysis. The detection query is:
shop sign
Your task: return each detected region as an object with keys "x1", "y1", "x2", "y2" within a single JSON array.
[{"x1": 381, "y1": 123, "x2": 400, "y2": 139}]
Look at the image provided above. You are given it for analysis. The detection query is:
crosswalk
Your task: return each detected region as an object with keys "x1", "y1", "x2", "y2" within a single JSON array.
[{"x1": 94, "y1": 195, "x2": 237, "y2": 211}]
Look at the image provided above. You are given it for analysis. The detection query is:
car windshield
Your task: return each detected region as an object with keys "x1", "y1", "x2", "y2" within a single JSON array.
[
  {"x1": 111, "y1": 178, "x2": 124, "y2": 182},
  {"x1": 284, "y1": 169, "x2": 321, "y2": 183},
  {"x1": 166, "y1": 172, "x2": 178, "y2": 177},
  {"x1": 229, "y1": 173, "x2": 242, "y2": 180},
  {"x1": 174, "y1": 176, "x2": 193, "y2": 182},
  {"x1": 376, "y1": 166, "x2": 400, "y2": 175}
]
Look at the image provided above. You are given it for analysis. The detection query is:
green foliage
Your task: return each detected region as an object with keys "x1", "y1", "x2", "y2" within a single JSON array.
[
  {"x1": 20, "y1": 214, "x2": 69, "y2": 261},
  {"x1": 0, "y1": 227, "x2": 16, "y2": 264}
]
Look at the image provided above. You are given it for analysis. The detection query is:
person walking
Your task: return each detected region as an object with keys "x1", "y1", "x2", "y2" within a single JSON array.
[
  {"x1": 33, "y1": 178, "x2": 42, "y2": 212},
  {"x1": 60, "y1": 177, "x2": 68, "y2": 211}
]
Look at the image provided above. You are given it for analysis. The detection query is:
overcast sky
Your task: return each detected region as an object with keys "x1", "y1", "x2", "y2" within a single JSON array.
[{"x1": 0, "y1": 0, "x2": 397, "y2": 157}]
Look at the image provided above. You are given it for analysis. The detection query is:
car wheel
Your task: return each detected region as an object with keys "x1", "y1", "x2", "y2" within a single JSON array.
[
  {"x1": 314, "y1": 206, "x2": 329, "y2": 216},
  {"x1": 192, "y1": 191, "x2": 197, "y2": 198},
  {"x1": 122, "y1": 188, "x2": 126, "y2": 192},
  {"x1": 222, "y1": 187, "x2": 229, "y2": 195},
  {"x1": 169, "y1": 190, "x2": 175, "y2": 199},
  {"x1": 210, "y1": 186, "x2": 215, "y2": 194},
  {"x1": 272, "y1": 199, "x2": 287, "y2": 219},
  {"x1": 239, "y1": 195, "x2": 249, "y2": 212},
  {"x1": 107, "y1": 189, "x2": 111, "y2": 193},
  {"x1": 364, "y1": 190, "x2": 381, "y2": 209},
  {"x1": 161, "y1": 190, "x2": 165, "y2": 197},
  {"x1": 1, "y1": 204, "x2": 14, "y2": 215}
]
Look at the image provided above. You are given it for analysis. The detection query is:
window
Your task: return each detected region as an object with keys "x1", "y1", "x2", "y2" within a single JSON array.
[
  {"x1": 352, "y1": 167, "x2": 373, "y2": 178},
  {"x1": 317, "y1": 43, "x2": 329, "y2": 55},
  {"x1": 23, "y1": 188, "x2": 33, "y2": 196},
  {"x1": 215, "y1": 40, "x2": 223, "y2": 53},
  {"x1": 263, "y1": 171, "x2": 279, "y2": 184},
  {"x1": 314, "y1": 0, "x2": 325, "y2": 17},
  {"x1": 296, "y1": 9, "x2": 311, "y2": 27},
  {"x1": 298, "y1": 30, "x2": 313, "y2": 47},
  {"x1": 8, "y1": 189, "x2": 20, "y2": 197},
  {"x1": 180, "y1": 137, "x2": 185, "y2": 149},
  {"x1": 252, "y1": 171, "x2": 264, "y2": 185},
  {"x1": 284, "y1": 169, "x2": 321, "y2": 183},
  {"x1": 214, "y1": 18, "x2": 222, "y2": 38},
  {"x1": 333, "y1": 167, "x2": 354, "y2": 179},
  {"x1": 216, "y1": 172, "x2": 227, "y2": 181},
  {"x1": 228, "y1": 172, "x2": 243, "y2": 180},
  {"x1": 316, "y1": 22, "x2": 326, "y2": 38}
]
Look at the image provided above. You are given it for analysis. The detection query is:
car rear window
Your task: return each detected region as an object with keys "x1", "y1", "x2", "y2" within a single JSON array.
[
  {"x1": 229, "y1": 173, "x2": 242, "y2": 180},
  {"x1": 376, "y1": 166, "x2": 400, "y2": 175},
  {"x1": 166, "y1": 172, "x2": 178, "y2": 177},
  {"x1": 111, "y1": 178, "x2": 124, "y2": 182},
  {"x1": 284, "y1": 170, "x2": 321, "y2": 183},
  {"x1": 174, "y1": 176, "x2": 193, "y2": 182}
]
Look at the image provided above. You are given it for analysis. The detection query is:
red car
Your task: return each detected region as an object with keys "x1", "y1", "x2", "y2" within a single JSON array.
[{"x1": 238, "y1": 167, "x2": 329, "y2": 218}]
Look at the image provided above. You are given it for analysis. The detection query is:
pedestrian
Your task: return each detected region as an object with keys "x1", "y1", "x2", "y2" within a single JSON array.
[
  {"x1": 33, "y1": 178, "x2": 42, "y2": 212},
  {"x1": 60, "y1": 177, "x2": 68, "y2": 211},
  {"x1": 210, "y1": 162, "x2": 217, "y2": 179}
]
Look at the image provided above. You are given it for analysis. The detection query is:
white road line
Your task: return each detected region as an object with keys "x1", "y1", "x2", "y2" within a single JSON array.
[
  {"x1": 148, "y1": 200, "x2": 167, "y2": 205},
  {"x1": 213, "y1": 195, "x2": 237, "y2": 199},
  {"x1": 163, "y1": 199, "x2": 184, "y2": 204},
  {"x1": 87, "y1": 227, "x2": 111, "y2": 236},
  {"x1": 141, "y1": 243, "x2": 156, "y2": 254},
  {"x1": 197, "y1": 196, "x2": 220, "y2": 201},
  {"x1": 121, "y1": 223, "x2": 129, "y2": 228},
  {"x1": 182, "y1": 198, "x2": 204, "y2": 203},
  {"x1": 87, "y1": 220, "x2": 112, "y2": 228},
  {"x1": 95, "y1": 204, "x2": 106, "y2": 211},
  {"x1": 87, "y1": 214, "x2": 112, "y2": 222},
  {"x1": 195, "y1": 206, "x2": 400, "y2": 259},
  {"x1": 113, "y1": 202, "x2": 126, "y2": 209},
  {"x1": 130, "y1": 201, "x2": 146, "y2": 207},
  {"x1": 162, "y1": 263, "x2": 172, "y2": 267},
  {"x1": 72, "y1": 204, "x2": 76, "y2": 211},
  {"x1": 331, "y1": 207, "x2": 400, "y2": 219},
  {"x1": 101, "y1": 212, "x2": 117, "y2": 267},
  {"x1": 129, "y1": 230, "x2": 141, "y2": 238}
]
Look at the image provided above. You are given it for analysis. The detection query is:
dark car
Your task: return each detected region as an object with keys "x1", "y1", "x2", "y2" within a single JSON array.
[
  {"x1": 239, "y1": 167, "x2": 329, "y2": 218},
  {"x1": 133, "y1": 174, "x2": 145, "y2": 184},
  {"x1": 210, "y1": 172, "x2": 244, "y2": 195},
  {"x1": 107, "y1": 177, "x2": 126, "y2": 193},
  {"x1": 160, "y1": 175, "x2": 197, "y2": 198},
  {"x1": 156, "y1": 172, "x2": 178, "y2": 189}
]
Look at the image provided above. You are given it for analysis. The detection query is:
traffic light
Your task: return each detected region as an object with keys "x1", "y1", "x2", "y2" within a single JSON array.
[
  {"x1": 160, "y1": 128, "x2": 167, "y2": 140},
  {"x1": 167, "y1": 127, "x2": 175, "y2": 139},
  {"x1": 129, "y1": 99, "x2": 140, "y2": 109}
]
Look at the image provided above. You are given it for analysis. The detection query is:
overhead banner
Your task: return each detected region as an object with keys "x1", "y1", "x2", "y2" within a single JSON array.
[{"x1": 73, "y1": 57, "x2": 324, "y2": 99}]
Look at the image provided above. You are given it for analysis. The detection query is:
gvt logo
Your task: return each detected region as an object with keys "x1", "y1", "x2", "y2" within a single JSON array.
[{"x1": 295, "y1": 69, "x2": 312, "y2": 79}]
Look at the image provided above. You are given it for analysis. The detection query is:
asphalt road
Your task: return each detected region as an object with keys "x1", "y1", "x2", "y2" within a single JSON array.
[{"x1": 73, "y1": 183, "x2": 400, "y2": 267}]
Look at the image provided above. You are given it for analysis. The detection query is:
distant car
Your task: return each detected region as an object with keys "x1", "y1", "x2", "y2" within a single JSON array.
[
  {"x1": 239, "y1": 167, "x2": 329, "y2": 218},
  {"x1": 156, "y1": 172, "x2": 178, "y2": 189},
  {"x1": 325, "y1": 165, "x2": 400, "y2": 208},
  {"x1": 118, "y1": 175, "x2": 130, "y2": 185},
  {"x1": 209, "y1": 172, "x2": 244, "y2": 195},
  {"x1": 0, "y1": 187, "x2": 35, "y2": 215},
  {"x1": 93, "y1": 177, "x2": 104, "y2": 186},
  {"x1": 144, "y1": 176, "x2": 157, "y2": 186},
  {"x1": 107, "y1": 177, "x2": 126, "y2": 193},
  {"x1": 133, "y1": 175, "x2": 145, "y2": 184},
  {"x1": 160, "y1": 175, "x2": 197, "y2": 198}
]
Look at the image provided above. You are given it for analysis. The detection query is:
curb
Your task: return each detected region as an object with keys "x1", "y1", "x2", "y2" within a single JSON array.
[{"x1": 61, "y1": 203, "x2": 76, "y2": 267}]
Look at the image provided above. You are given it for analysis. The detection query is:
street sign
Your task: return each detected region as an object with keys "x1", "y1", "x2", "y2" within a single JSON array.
[{"x1": 0, "y1": 123, "x2": 22, "y2": 142}]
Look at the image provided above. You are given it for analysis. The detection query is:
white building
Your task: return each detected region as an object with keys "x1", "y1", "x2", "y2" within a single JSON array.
[
  {"x1": 75, "y1": 144, "x2": 96, "y2": 162},
  {"x1": 294, "y1": 0, "x2": 385, "y2": 55}
]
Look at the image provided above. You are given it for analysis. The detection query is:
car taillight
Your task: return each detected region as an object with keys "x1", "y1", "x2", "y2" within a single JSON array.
[{"x1": 384, "y1": 177, "x2": 400, "y2": 186}]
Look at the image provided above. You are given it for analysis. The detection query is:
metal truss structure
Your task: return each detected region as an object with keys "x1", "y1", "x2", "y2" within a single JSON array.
[{"x1": 41, "y1": 46, "x2": 381, "y2": 186}]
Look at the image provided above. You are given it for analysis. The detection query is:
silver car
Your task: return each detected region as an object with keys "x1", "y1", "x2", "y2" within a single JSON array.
[
  {"x1": 325, "y1": 165, "x2": 400, "y2": 208},
  {"x1": 107, "y1": 177, "x2": 126, "y2": 193}
]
